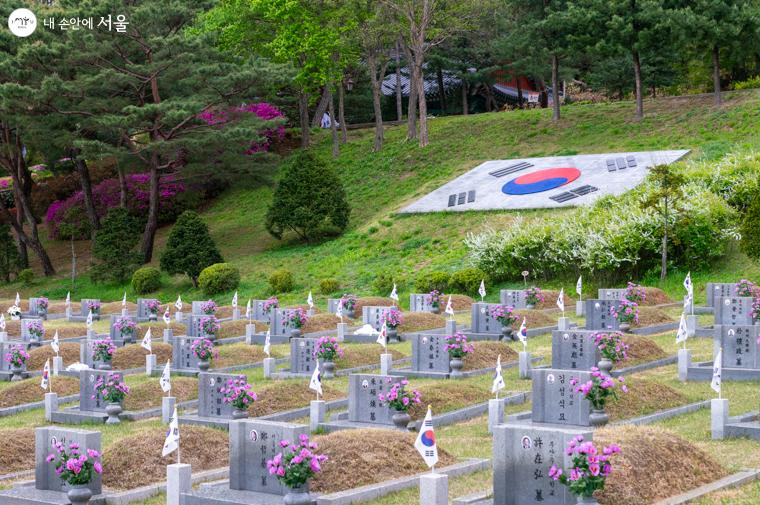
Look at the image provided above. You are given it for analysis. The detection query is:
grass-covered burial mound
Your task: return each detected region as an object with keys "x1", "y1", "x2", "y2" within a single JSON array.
[
  {"x1": 641, "y1": 287, "x2": 673, "y2": 306},
  {"x1": 352, "y1": 297, "x2": 395, "y2": 315},
  {"x1": 122, "y1": 377, "x2": 197, "y2": 411},
  {"x1": 407, "y1": 382, "x2": 492, "y2": 420},
  {"x1": 398, "y1": 312, "x2": 445, "y2": 333},
  {"x1": 606, "y1": 378, "x2": 686, "y2": 421},
  {"x1": 214, "y1": 343, "x2": 279, "y2": 368},
  {"x1": 247, "y1": 382, "x2": 344, "y2": 417},
  {"x1": 633, "y1": 307, "x2": 676, "y2": 328},
  {"x1": 512, "y1": 309, "x2": 557, "y2": 328},
  {"x1": 463, "y1": 341, "x2": 518, "y2": 371},
  {"x1": 0, "y1": 428, "x2": 35, "y2": 475},
  {"x1": 28, "y1": 342, "x2": 81, "y2": 369},
  {"x1": 621, "y1": 335, "x2": 668, "y2": 367},
  {"x1": 216, "y1": 319, "x2": 269, "y2": 339},
  {"x1": 310, "y1": 429, "x2": 456, "y2": 493},
  {"x1": 302, "y1": 313, "x2": 342, "y2": 333},
  {"x1": 111, "y1": 342, "x2": 172, "y2": 370},
  {"x1": 335, "y1": 344, "x2": 405, "y2": 369},
  {"x1": 595, "y1": 425, "x2": 726, "y2": 504},
  {"x1": 0, "y1": 377, "x2": 79, "y2": 407}
]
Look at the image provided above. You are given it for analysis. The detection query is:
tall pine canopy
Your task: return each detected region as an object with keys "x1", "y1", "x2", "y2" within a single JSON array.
[{"x1": 160, "y1": 211, "x2": 224, "y2": 287}]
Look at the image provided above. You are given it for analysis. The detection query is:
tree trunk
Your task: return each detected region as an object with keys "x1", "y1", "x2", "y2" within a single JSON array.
[
  {"x1": 371, "y1": 79, "x2": 384, "y2": 152},
  {"x1": 74, "y1": 156, "x2": 100, "y2": 234},
  {"x1": 338, "y1": 83, "x2": 347, "y2": 143},
  {"x1": 461, "y1": 80, "x2": 468, "y2": 115},
  {"x1": 0, "y1": 193, "x2": 51, "y2": 275},
  {"x1": 414, "y1": 60, "x2": 429, "y2": 147},
  {"x1": 551, "y1": 54, "x2": 561, "y2": 122},
  {"x1": 311, "y1": 87, "x2": 330, "y2": 128},
  {"x1": 395, "y1": 40, "x2": 403, "y2": 121},
  {"x1": 8, "y1": 163, "x2": 55, "y2": 275},
  {"x1": 328, "y1": 89, "x2": 339, "y2": 158},
  {"x1": 17, "y1": 239, "x2": 28, "y2": 269},
  {"x1": 436, "y1": 67, "x2": 447, "y2": 114},
  {"x1": 11, "y1": 186, "x2": 28, "y2": 268},
  {"x1": 712, "y1": 44, "x2": 722, "y2": 106},
  {"x1": 661, "y1": 198, "x2": 668, "y2": 280},
  {"x1": 516, "y1": 78, "x2": 523, "y2": 109},
  {"x1": 402, "y1": 41, "x2": 417, "y2": 140},
  {"x1": 140, "y1": 154, "x2": 160, "y2": 263},
  {"x1": 299, "y1": 91, "x2": 310, "y2": 148},
  {"x1": 632, "y1": 49, "x2": 644, "y2": 119},
  {"x1": 117, "y1": 165, "x2": 128, "y2": 208}
]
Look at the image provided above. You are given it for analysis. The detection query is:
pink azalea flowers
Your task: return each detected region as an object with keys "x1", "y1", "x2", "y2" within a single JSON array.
[
  {"x1": 549, "y1": 436, "x2": 621, "y2": 499},
  {"x1": 263, "y1": 297, "x2": 279, "y2": 315},
  {"x1": 88, "y1": 301, "x2": 101, "y2": 314},
  {"x1": 314, "y1": 336, "x2": 344, "y2": 362},
  {"x1": 5, "y1": 345, "x2": 30, "y2": 368},
  {"x1": 425, "y1": 290, "x2": 443, "y2": 309},
  {"x1": 91, "y1": 338, "x2": 116, "y2": 363},
  {"x1": 93, "y1": 373, "x2": 130, "y2": 403},
  {"x1": 220, "y1": 375, "x2": 257, "y2": 410},
  {"x1": 736, "y1": 279, "x2": 758, "y2": 298},
  {"x1": 525, "y1": 287, "x2": 544, "y2": 306},
  {"x1": 624, "y1": 282, "x2": 647, "y2": 304},
  {"x1": 382, "y1": 306, "x2": 403, "y2": 328},
  {"x1": 339, "y1": 294, "x2": 357, "y2": 312},
  {"x1": 113, "y1": 317, "x2": 137, "y2": 336},
  {"x1": 200, "y1": 316, "x2": 221, "y2": 337},
  {"x1": 266, "y1": 434, "x2": 328, "y2": 490},
  {"x1": 489, "y1": 305, "x2": 517, "y2": 327},
  {"x1": 26, "y1": 320, "x2": 45, "y2": 340},
  {"x1": 570, "y1": 368, "x2": 628, "y2": 410},
  {"x1": 200, "y1": 300, "x2": 217, "y2": 315},
  {"x1": 286, "y1": 308, "x2": 309, "y2": 329},
  {"x1": 47, "y1": 441, "x2": 103, "y2": 486},
  {"x1": 444, "y1": 332, "x2": 474, "y2": 359},
  {"x1": 191, "y1": 338, "x2": 217, "y2": 362},
  {"x1": 593, "y1": 332, "x2": 629, "y2": 363},
  {"x1": 610, "y1": 299, "x2": 638, "y2": 325},
  {"x1": 145, "y1": 299, "x2": 161, "y2": 314},
  {"x1": 377, "y1": 378, "x2": 421, "y2": 412}
]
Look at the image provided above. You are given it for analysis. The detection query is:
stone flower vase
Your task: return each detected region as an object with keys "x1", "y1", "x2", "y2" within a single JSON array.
[
  {"x1": 67, "y1": 484, "x2": 93, "y2": 505},
  {"x1": 388, "y1": 327, "x2": 400, "y2": 342},
  {"x1": 30, "y1": 335, "x2": 42, "y2": 348},
  {"x1": 97, "y1": 360, "x2": 112, "y2": 371},
  {"x1": 122, "y1": 332, "x2": 134, "y2": 345},
  {"x1": 39, "y1": 308, "x2": 48, "y2": 321},
  {"x1": 526, "y1": 304, "x2": 535, "y2": 310},
  {"x1": 449, "y1": 357, "x2": 464, "y2": 377},
  {"x1": 576, "y1": 495, "x2": 600, "y2": 505},
  {"x1": 10, "y1": 365, "x2": 24, "y2": 382},
  {"x1": 105, "y1": 402, "x2": 123, "y2": 424},
  {"x1": 392, "y1": 411, "x2": 411, "y2": 430},
  {"x1": 500, "y1": 326, "x2": 513, "y2": 341},
  {"x1": 619, "y1": 322, "x2": 631, "y2": 332},
  {"x1": 597, "y1": 358, "x2": 614, "y2": 376},
  {"x1": 198, "y1": 360, "x2": 211, "y2": 372},
  {"x1": 589, "y1": 408, "x2": 609, "y2": 427},
  {"x1": 283, "y1": 483, "x2": 311, "y2": 505},
  {"x1": 149, "y1": 313, "x2": 158, "y2": 322},
  {"x1": 322, "y1": 361, "x2": 336, "y2": 379},
  {"x1": 430, "y1": 305, "x2": 441, "y2": 315},
  {"x1": 232, "y1": 408, "x2": 248, "y2": 420},
  {"x1": 347, "y1": 309, "x2": 355, "y2": 319},
  {"x1": 290, "y1": 328, "x2": 302, "y2": 339}
]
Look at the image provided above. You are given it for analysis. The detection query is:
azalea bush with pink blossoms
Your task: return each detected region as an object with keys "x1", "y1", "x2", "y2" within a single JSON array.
[
  {"x1": 549, "y1": 436, "x2": 621, "y2": 499},
  {"x1": 198, "y1": 102, "x2": 286, "y2": 154},
  {"x1": 736, "y1": 279, "x2": 758, "y2": 298},
  {"x1": 263, "y1": 296, "x2": 279, "y2": 315},
  {"x1": 489, "y1": 305, "x2": 517, "y2": 327},
  {"x1": 93, "y1": 373, "x2": 130, "y2": 404},
  {"x1": 314, "y1": 336, "x2": 343, "y2": 362},
  {"x1": 525, "y1": 287, "x2": 544, "y2": 306},
  {"x1": 378, "y1": 378, "x2": 421, "y2": 412},
  {"x1": 191, "y1": 338, "x2": 217, "y2": 362},
  {"x1": 200, "y1": 300, "x2": 217, "y2": 315},
  {"x1": 571, "y1": 368, "x2": 627, "y2": 410},
  {"x1": 609, "y1": 299, "x2": 638, "y2": 325},
  {"x1": 382, "y1": 306, "x2": 403, "y2": 328},
  {"x1": 286, "y1": 308, "x2": 309, "y2": 329},
  {"x1": 593, "y1": 332, "x2": 629, "y2": 363},
  {"x1": 91, "y1": 338, "x2": 116, "y2": 363},
  {"x1": 220, "y1": 375, "x2": 257, "y2": 410},
  {"x1": 266, "y1": 434, "x2": 328, "y2": 489},
  {"x1": 445, "y1": 332, "x2": 474, "y2": 359},
  {"x1": 624, "y1": 282, "x2": 647, "y2": 304},
  {"x1": 47, "y1": 441, "x2": 103, "y2": 486},
  {"x1": 5, "y1": 345, "x2": 30, "y2": 368}
]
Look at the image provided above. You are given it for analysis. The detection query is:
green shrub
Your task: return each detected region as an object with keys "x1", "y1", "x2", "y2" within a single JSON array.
[
  {"x1": 17, "y1": 268, "x2": 34, "y2": 285},
  {"x1": 131, "y1": 267, "x2": 162, "y2": 294},
  {"x1": 449, "y1": 268, "x2": 488, "y2": 294},
  {"x1": 199, "y1": 263, "x2": 240, "y2": 295},
  {"x1": 319, "y1": 278, "x2": 340, "y2": 295},
  {"x1": 740, "y1": 177, "x2": 760, "y2": 260},
  {"x1": 91, "y1": 208, "x2": 141, "y2": 283},
  {"x1": 414, "y1": 271, "x2": 450, "y2": 292},
  {"x1": 269, "y1": 269, "x2": 294, "y2": 293},
  {"x1": 0, "y1": 223, "x2": 20, "y2": 283},
  {"x1": 734, "y1": 76, "x2": 760, "y2": 90},
  {"x1": 160, "y1": 211, "x2": 223, "y2": 287},
  {"x1": 372, "y1": 271, "x2": 398, "y2": 296}
]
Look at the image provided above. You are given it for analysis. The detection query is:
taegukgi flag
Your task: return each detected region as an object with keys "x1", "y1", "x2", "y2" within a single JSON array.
[
  {"x1": 444, "y1": 295, "x2": 454, "y2": 316},
  {"x1": 263, "y1": 329, "x2": 271, "y2": 357},
  {"x1": 376, "y1": 321, "x2": 388, "y2": 349},
  {"x1": 15, "y1": 292, "x2": 20, "y2": 306},
  {"x1": 65, "y1": 291, "x2": 71, "y2": 308},
  {"x1": 336, "y1": 299, "x2": 344, "y2": 320},
  {"x1": 711, "y1": 348, "x2": 722, "y2": 395},
  {"x1": 675, "y1": 312, "x2": 689, "y2": 344},
  {"x1": 141, "y1": 328, "x2": 152, "y2": 353},
  {"x1": 576, "y1": 276, "x2": 582, "y2": 297},
  {"x1": 245, "y1": 299, "x2": 252, "y2": 319},
  {"x1": 86, "y1": 310, "x2": 93, "y2": 329},
  {"x1": 389, "y1": 284, "x2": 399, "y2": 302},
  {"x1": 163, "y1": 307, "x2": 171, "y2": 325},
  {"x1": 162, "y1": 407, "x2": 180, "y2": 457},
  {"x1": 556, "y1": 288, "x2": 565, "y2": 313},
  {"x1": 307, "y1": 291, "x2": 314, "y2": 308},
  {"x1": 51, "y1": 330, "x2": 60, "y2": 354},
  {"x1": 122, "y1": 292, "x2": 127, "y2": 307},
  {"x1": 517, "y1": 317, "x2": 528, "y2": 346},
  {"x1": 683, "y1": 272, "x2": 693, "y2": 297},
  {"x1": 414, "y1": 406, "x2": 438, "y2": 468},
  {"x1": 40, "y1": 359, "x2": 50, "y2": 390},
  {"x1": 174, "y1": 295, "x2": 182, "y2": 311},
  {"x1": 309, "y1": 362, "x2": 322, "y2": 396},
  {"x1": 492, "y1": 354, "x2": 505, "y2": 395},
  {"x1": 478, "y1": 279, "x2": 486, "y2": 300},
  {"x1": 232, "y1": 291, "x2": 238, "y2": 308},
  {"x1": 160, "y1": 360, "x2": 172, "y2": 393}
]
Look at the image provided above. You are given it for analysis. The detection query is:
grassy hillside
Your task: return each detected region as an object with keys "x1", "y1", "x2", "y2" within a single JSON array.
[{"x1": 10, "y1": 90, "x2": 760, "y2": 305}]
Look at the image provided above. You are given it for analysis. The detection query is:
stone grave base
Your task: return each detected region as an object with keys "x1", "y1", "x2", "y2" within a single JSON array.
[
  {"x1": 0, "y1": 484, "x2": 107, "y2": 505},
  {"x1": 317, "y1": 415, "x2": 399, "y2": 433},
  {"x1": 0, "y1": 370, "x2": 30, "y2": 382},
  {"x1": 686, "y1": 362, "x2": 760, "y2": 381},
  {"x1": 725, "y1": 421, "x2": 760, "y2": 440},
  {"x1": 178, "y1": 413, "x2": 235, "y2": 430},
  {"x1": 183, "y1": 484, "x2": 317, "y2": 505},
  {"x1": 50, "y1": 407, "x2": 108, "y2": 424},
  {"x1": 246, "y1": 333, "x2": 289, "y2": 345}
]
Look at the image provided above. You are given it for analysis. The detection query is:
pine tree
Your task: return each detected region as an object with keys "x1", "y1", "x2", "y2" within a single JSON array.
[
  {"x1": 160, "y1": 211, "x2": 224, "y2": 287},
  {"x1": 91, "y1": 208, "x2": 142, "y2": 283}
]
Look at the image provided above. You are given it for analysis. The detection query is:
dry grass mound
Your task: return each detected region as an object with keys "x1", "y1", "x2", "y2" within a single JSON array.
[
  {"x1": 303, "y1": 313, "x2": 340, "y2": 333},
  {"x1": 214, "y1": 343, "x2": 273, "y2": 368},
  {"x1": 311, "y1": 429, "x2": 456, "y2": 493},
  {"x1": 408, "y1": 382, "x2": 491, "y2": 420},
  {"x1": 248, "y1": 382, "x2": 343, "y2": 417},
  {"x1": 136, "y1": 322, "x2": 186, "y2": 338},
  {"x1": 642, "y1": 287, "x2": 673, "y2": 306},
  {"x1": 28, "y1": 342, "x2": 81, "y2": 369},
  {"x1": 399, "y1": 312, "x2": 445, "y2": 333},
  {"x1": 622, "y1": 335, "x2": 668, "y2": 367},
  {"x1": 123, "y1": 377, "x2": 197, "y2": 411},
  {"x1": 447, "y1": 294, "x2": 474, "y2": 311},
  {"x1": 606, "y1": 378, "x2": 686, "y2": 421},
  {"x1": 100, "y1": 301, "x2": 138, "y2": 314},
  {"x1": 353, "y1": 297, "x2": 394, "y2": 315},
  {"x1": 464, "y1": 341, "x2": 518, "y2": 370},
  {"x1": 335, "y1": 345, "x2": 405, "y2": 369},
  {"x1": 111, "y1": 343, "x2": 172, "y2": 370},
  {"x1": 0, "y1": 377, "x2": 79, "y2": 408},
  {"x1": 512, "y1": 309, "x2": 557, "y2": 328},
  {"x1": 2, "y1": 321, "x2": 87, "y2": 341},
  {"x1": 633, "y1": 307, "x2": 675, "y2": 327},
  {"x1": 595, "y1": 425, "x2": 726, "y2": 505},
  {"x1": 216, "y1": 319, "x2": 269, "y2": 339},
  {"x1": 103, "y1": 425, "x2": 228, "y2": 490},
  {"x1": 535, "y1": 290, "x2": 572, "y2": 310},
  {"x1": 0, "y1": 428, "x2": 34, "y2": 474}
]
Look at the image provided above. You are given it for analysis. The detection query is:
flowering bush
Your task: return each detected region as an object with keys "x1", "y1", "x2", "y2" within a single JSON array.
[
  {"x1": 93, "y1": 373, "x2": 130, "y2": 403},
  {"x1": 220, "y1": 375, "x2": 257, "y2": 410},
  {"x1": 489, "y1": 305, "x2": 517, "y2": 327},
  {"x1": 549, "y1": 436, "x2": 621, "y2": 499},
  {"x1": 285, "y1": 308, "x2": 309, "y2": 329},
  {"x1": 88, "y1": 301, "x2": 101, "y2": 314},
  {"x1": 200, "y1": 300, "x2": 217, "y2": 315},
  {"x1": 378, "y1": 378, "x2": 421, "y2": 412},
  {"x1": 200, "y1": 316, "x2": 221, "y2": 337},
  {"x1": 445, "y1": 332, "x2": 474, "y2": 359},
  {"x1": 525, "y1": 287, "x2": 544, "y2": 306},
  {"x1": 91, "y1": 339, "x2": 116, "y2": 363},
  {"x1": 609, "y1": 299, "x2": 638, "y2": 325},
  {"x1": 314, "y1": 336, "x2": 344, "y2": 362},
  {"x1": 339, "y1": 294, "x2": 357, "y2": 312},
  {"x1": 46, "y1": 442, "x2": 103, "y2": 486},
  {"x1": 571, "y1": 368, "x2": 627, "y2": 410},
  {"x1": 191, "y1": 338, "x2": 217, "y2": 362},
  {"x1": 145, "y1": 299, "x2": 161, "y2": 314},
  {"x1": 37, "y1": 297, "x2": 49, "y2": 310},
  {"x1": 113, "y1": 317, "x2": 137, "y2": 336},
  {"x1": 263, "y1": 296, "x2": 279, "y2": 315},
  {"x1": 25, "y1": 320, "x2": 45, "y2": 339},
  {"x1": 199, "y1": 102, "x2": 286, "y2": 154},
  {"x1": 380, "y1": 306, "x2": 402, "y2": 328},
  {"x1": 5, "y1": 345, "x2": 30, "y2": 368},
  {"x1": 593, "y1": 332, "x2": 629, "y2": 363},
  {"x1": 266, "y1": 434, "x2": 328, "y2": 489},
  {"x1": 736, "y1": 279, "x2": 758, "y2": 298},
  {"x1": 425, "y1": 290, "x2": 442, "y2": 308},
  {"x1": 624, "y1": 282, "x2": 647, "y2": 304}
]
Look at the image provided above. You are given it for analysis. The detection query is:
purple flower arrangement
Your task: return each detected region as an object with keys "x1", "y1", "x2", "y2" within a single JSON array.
[
  {"x1": 593, "y1": 332, "x2": 629, "y2": 363},
  {"x1": 425, "y1": 290, "x2": 443, "y2": 309},
  {"x1": 88, "y1": 301, "x2": 101, "y2": 314},
  {"x1": 489, "y1": 305, "x2": 517, "y2": 327},
  {"x1": 266, "y1": 434, "x2": 328, "y2": 489},
  {"x1": 220, "y1": 375, "x2": 257, "y2": 411},
  {"x1": 525, "y1": 287, "x2": 544, "y2": 306},
  {"x1": 93, "y1": 373, "x2": 130, "y2": 404},
  {"x1": 191, "y1": 338, "x2": 217, "y2": 362},
  {"x1": 37, "y1": 297, "x2": 49, "y2": 310},
  {"x1": 285, "y1": 308, "x2": 309, "y2": 329},
  {"x1": 444, "y1": 332, "x2": 474, "y2": 359},
  {"x1": 378, "y1": 378, "x2": 421, "y2": 412},
  {"x1": 571, "y1": 368, "x2": 627, "y2": 410},
  {"x1": 46, "y1": 442, "x2": 103, "y2": 486},
  {"x1": 25, "y1": 319, "x2": 45, "y2": 339},
  {"x1": 314, "y1": 336, "x2": 344, "y2": 362},
  {"x1": 200, "y1": 316, "x2": 221, "y2": 337},
  {"x1": 146, "y1": 299, "x2": 161, "y2": 314},
  {"x1": 113, "y1": 316, "x2": 137, "y2": 337},
  {"x1": 609, "y1": 299, "x2": 638, "y2": 325},
  {"x1": 263, "y1": 296, "x2": 279, "y2": 315},
  {"x1": 5, "y1": 345, "x2": 30, "y2": 368},
  {"x1": 753, "y1": 298, "x2": 760, "y2": 324},
  {"x1": 549, "y1": 436, "x2": 621, "y2": 499},
  {"x1": 340, "y1": 294, "x2": 357, "y2": 312},
  {"x1": 382, "y1": 306, "x2": 403, "y2": 328},
  {"x1": 200, "y1": 300, "x2": 217, "y2": 315},
  {"x1": 736, "y1": 279, "x2": 758, "y2": 298},
  {"x1": 624, "y1": 282, "x2": 647, "y2": 304},
  {"x1": 91, "y1": 338, "x2": 116, "y2": 363}
]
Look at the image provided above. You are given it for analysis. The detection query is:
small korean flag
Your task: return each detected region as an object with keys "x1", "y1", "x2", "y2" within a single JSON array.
[
  {"x1": 174, "y1": 295, "x2": 183, "y2": 312},
  {"x1": 40, "y1": 359, "x2": 50, "y2": 391},
  {"x1": 0, "y1": 313, "x2": 6, "y2": 331},
  {"x1": 160, "y1": 360, "x2": 172, "y2": 394},
  {"x1": 336, "y1": 299, "x2": 344, "y2": 321},
  {"x1": 711, "y1": 348, "x2": 722, "y2": 395},
  {"x1": 65, "y1": 291, "x2": 71, "y2": 308},
  {"x1": 86, "y1": 310, "x2": 93, "y2": 329},
  {"x1": 377, "y1": 321, "x2": 388, "y2": 349},
  {"x1": 675, "y1": 313, "x2": 689, "y2": 345},
  {"x1": 245, "y1": 299, "x2": 252, "y2": 320},
  {"x1": 556, "y1": 288, "x2": 565, "y2": 313},
  {"x1": 444, "y1": 295, "x2": 454, "y2": 317},
  {"x1": 15, "y1": 292, "x2": 20, "y2": 306},
  {"x1": 517, "y1": 317, "x2": 528, "y2": 347},
  {"x1": 389, "y1": 284, "x2": 399, "y2": 302},
  {"x1": 414, "y1": 406, "x2": 438, "y2": 468},
  {"x1": 307, "y1": 291, "x2": 314, "y2": 309},
  {"x1": 478, "y1": 280, "x2": 486, "y2": 300},
  {"x1": 492, "y1": 354, "x2": 505, "y2": 395},
  {"x1": 232, "y1": 291, "x2": 239, "y2": 309},
  {"x1": 163, "y1": 307, "x2": 171, "y2": 325},
  {"x1": 683, "y1": 272, "x2": 693, "y2": 297},
  {"x1": 141, "y1": 327, "x2": 152, "y2": 353},
  {"x1": 51, "y1": 330, "x2": 60, "y2": 355},
  {"x1": 263, "y1": 329, "x2": 271, "y2": 357},
  {"x1": 576, "y1": 276, "x2": 583, "y2": 297},
  {"x1": 122, "y1": 292, "x2": 127, "y2": 307},
  {"x1": 162, "y1": 407, "x2": 180, "y2": 457},
  {"x1": 309, "y1": 362, "x2": 323, "y2": 397}
]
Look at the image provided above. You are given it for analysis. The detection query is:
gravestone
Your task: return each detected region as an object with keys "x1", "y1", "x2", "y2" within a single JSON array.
[
  {"x1": 289, "y1": 337, "x2": 319, "y2": 374},
  {"x1": 0, "y1": 341, "x2": 21, "y2": 374},
  {"x1": 411, "y1": 334, "x2": 450, "y2": 374},
  {"x1": 136, "y1": 298, "x2": 159, "y2": 319},
  {"x1": 78, "y1": 369, "x2": 110, "y2": 413},
  {"x1": 493, "y1": 424, "x2": 592, "y2": 505},
  {"x1": 409, "y1": 294, "x2": 434, "y2": 312},
  {"x1": 19, "y1": 318, "x2": 42, "y2": 343},
  {"x1": 192, "y1": 301, "x2": 207, "y2": 316},
  {"x1": 35, "y1": 426, "x2": 103, "y2": 494},
  {"x1": 470, "y1": 302, "x2": 502, "y2": 334},
  {"x1": 551, "y1": 330, "x2": 599, "y2": 371},
  {"x1": 707, "y1": 283, "x2": 738, "y2": 308},
  {"x1": 584, "y1": 299, "x2": 620, "y2": 331},
  {"x1": 250, "y1": 300, "x2": 272, "y2": 321},
  {"x1": 530, "y1": 368, "x2": 591, "y2": 426},
  {"x1": 362, "y1": 306, "x2": 391, "y2": 331},
  {"x1": 715, "y1": 297, "x2": 754, "y2": 326},
  {"x1": 500, "y1": 290, "x2": 528, "y2": 309},
  {"x1": 597, "y1": 288, "x2": 627, "y2": 301},
  {"x1": 269, "y1": 309, "x2": 290, "y2": 337},
  {"x1": 719, "y1": 325, "x2": 760, "y2": 369},
  {"x1": 108, "y1": 314, "x2": 136, "y2": 343},
  {"x1": 27, "y1": 297, "x2": 45, "y2": 318},
  {"x1": 197, "y1": 372, "x2": 237, "y2": 419},
  {"x1": 348, "y1": 373, "x2": 405, "y2": 425},
  {"x1": 172, "y1": 335, "x2": 202, "y2": 371},
  {"x1": 327, "y1": 298, "x2": 342, "y2": 314},
  {"x1": 80, "y1": 298, "x2": 101, "y2": 319}
]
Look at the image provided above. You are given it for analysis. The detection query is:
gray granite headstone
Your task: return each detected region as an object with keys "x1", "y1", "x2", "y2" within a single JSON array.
[
  {"x1": 191, "y1": 301, "x2": 206, "y2": 316},
  {"x1": 108, "y1": 314, "x2": 136, "y2": 342},
  {"x1": 172, "y1": 335, "x2": 202, "y2": 370},
  {"x1": 493, "y1": 423, "x2": 592, "y2": 505},
  {"x1": 289, "y1": 337, "x2": 319, "y2": 373},
  {"x1": 197, "y1": 372, "x2": 237, "y2": 418},
  {"x1": 597, "y1": 288, "x2": 627, "y2": 301},
  {"x1": 470, "y1": 302, "x2": 503, "y2": 334},
  {"x1": 35, "y1": 426, "x2": 102, "y2": 494},
  {"x1": 531, "y1": 368, "x2": 591, "y2": 426},
  {"x1": 715, "y1": 297, "x2": 754, "y2": 326},
  {"x1": 228, "y1": 419, "x2": 308, "y2": 495},
  {"x1": 499, "y1": 290, "x2": 528, "y2": 309},
  {"x1": 584, "y1": 299, "x2": 620, "y2": 331},
  {"x1": 251, "y1": 300, "x2": 272, "y2": 321},
  {"x1": 551, "y1": 330, "x2": 600, "y2": 371},
  {"x1": 0, "y1": 342, "x2": 17, "y2": 372},
  {"x1": 707, "y1": 283, "x2": 738, "y2": 308},
  {"x1": 28, "y1": 297, "x2": 42, "y2": 317},
  {"x1": 136, "y1": 298, "x2": 159, "y2": 319},
  {"x1": 411, "y1": 334, "x2": 450, "y2": 373},
  {"x1": 20, "y1": 318, "x2": 37, "y2": 342},
  {"x1": 269, "y1": 309, "x2": 290, "y2": 337},
  {"x1": 409, "y1": 294, "x2": 434, "y2": 312},
  {"x1": 78, "y1": 370, "x2": 111, "y2": 413},
  {"x1": 362, "y1": 306, "x2": 390, "y2": 331},
  {"x1": 80, "y1": 298, "x2": 100, "y2": 318},
  {"x1": 348, "y1": 373, "x2": 405, "y2": 425},
  {"x1": 327, "y1": 298, "x2": 342, "y2": 314},
  {"x1": 718, "y1": 325, "x2": 760, "y2": 369}
]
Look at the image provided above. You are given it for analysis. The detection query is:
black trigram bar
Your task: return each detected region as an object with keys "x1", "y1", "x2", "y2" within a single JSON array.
[{"x1": 489, "y1": 161, "x2": 533, "y2": 178}]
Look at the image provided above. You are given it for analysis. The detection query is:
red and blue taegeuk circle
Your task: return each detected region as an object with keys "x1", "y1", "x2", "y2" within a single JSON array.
[
  {"x1": 502, "y1": 167, "x2": 581, "y2": 195},
  {"x1": 420, "y1": 430, "x2": 436, "y2": 447}
]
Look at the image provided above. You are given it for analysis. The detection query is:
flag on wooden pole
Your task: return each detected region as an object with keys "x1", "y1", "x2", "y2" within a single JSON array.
[
  {"x1": 478, "y1": 280, "x2": 486, "y2": 301},
  {"x1": 389, "y1": 284, "x2": 399, "y2": 303},
  {"x1": 414, "y1": 406, "x2": 439, "y2": 470},
  {"x1": 675, "y1": 313, "x2": 688, "y2": 346},
  {"x1": 163, "y1": 307, "x2": 171, "y2": 326},
  {"x1": 711, "y1": 348, "x2": 722, "y2": 397},
  {"x1": 51, "y1": 331, "x2": 60, "y2": 355},
  {"x1": 174, "y1": 295, "x2": 182, "y2": 311},
  {"x1": 492, "y1": 354, "x2": 505, "y2": 397},
  {"x1": 162, "y1": 407, "x2": 180, "y2": 458},
  {"x1": 556, "y1": 288, "x2": 565, "y2": 315},
  {"x1": 160, "y1": 360, "x2": 172, "y2": 394},
  {"x1": 141, "y1": 328, "x2": 152, "y2": 353},
  {"x1": 40, "y1": 359, "x2": 50, "y2": 391}
]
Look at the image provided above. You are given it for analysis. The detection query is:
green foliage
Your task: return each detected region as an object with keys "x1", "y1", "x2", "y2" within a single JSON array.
[
  {"x1": 269, "y1": 269, "x2": 295, "y2": 293},
  {"x1": 0, "y1": 224, "x2": 20, "y2": 284},
  {"x1": 131, "y1": 267, "x2": 162, "y2": 295},
  {"x1": 740, "y1": 178, "x2": 760, "y2": 261},
  {"x1": 734, "y1": 76, "x2": 760, "y2": 90},
  {"x1": 160, "y1": 211, "x2": 224, "y2": 287},
  {"x1": 265, "y1": 150, "x2": 350, "y2": 242},
  {"x1": 449, "y1": 268, "x2": 488, "y2": 295},
  {"x1": 372, "y1": 271, "x2": 398, "y2": 296},
  {"x1": 17, "y1": 268, "x2": 34, "y2": 286},
  {"x1": 198, "y1": 263, "x2": 241, "y2": 295},
  {"x1": 414, "y1": 271, "x2": 451, "y2": 292},
  {"x1": 91, "y1": 208, "x2": 141, "y2": 283},
  {"x1": 319, "y1": 278, "x2": 340, "y2": 295}
]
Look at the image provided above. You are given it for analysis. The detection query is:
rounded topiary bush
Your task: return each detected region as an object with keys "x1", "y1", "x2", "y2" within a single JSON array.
[
  {"x1": 449, "y1": 268, "x2": 487, "y2": 295},
  {"x1": 17, "y1": 268, "x2": 34, "y2": 285},
  {"x1": 414, "y1": 271, "x2": 450, "y2": 293},
  {"x1": 269, "y1": 269, "x2": 294, "y2": 293},
  {"x1": 319, "y1": 278, "x2": 340, "y2": 295},
  {"x1": 131, "y1": 267, "x2": 162, "y2": 294},
  {"x1": 199, "y1": 263, "x2": 241, "y2": 295}
]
